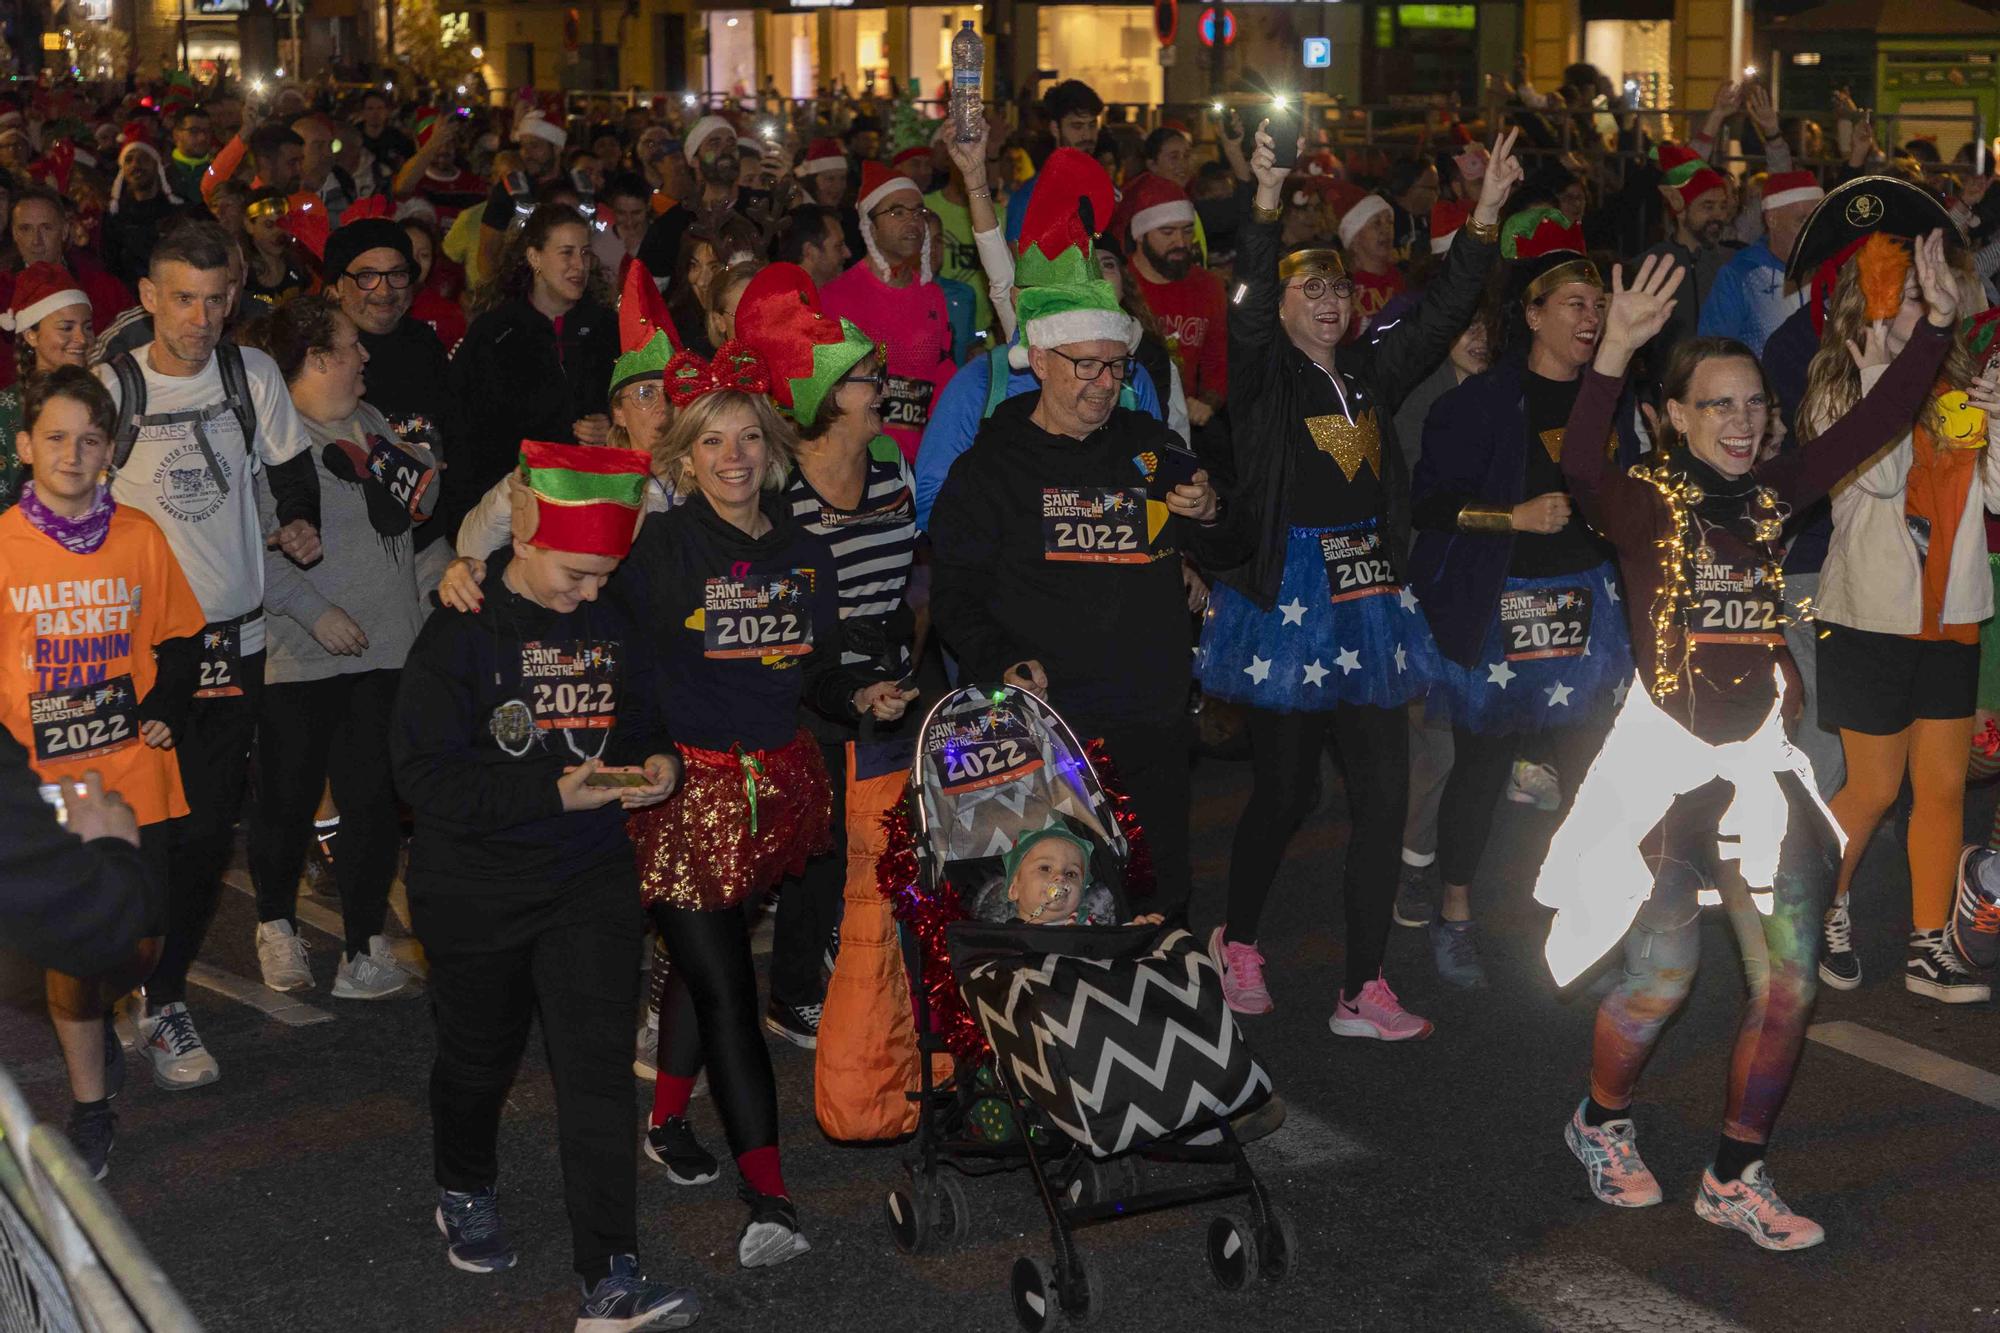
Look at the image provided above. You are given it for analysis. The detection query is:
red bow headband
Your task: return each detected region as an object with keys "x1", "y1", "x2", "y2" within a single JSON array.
[{"x1": 665, "y1": 340, "x2": 773, "y2": 408}]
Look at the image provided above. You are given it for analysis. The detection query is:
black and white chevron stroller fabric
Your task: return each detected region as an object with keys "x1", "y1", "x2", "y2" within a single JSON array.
[{"x1": 955, "y1": 923, "x2": 1271, "y2": 1157}]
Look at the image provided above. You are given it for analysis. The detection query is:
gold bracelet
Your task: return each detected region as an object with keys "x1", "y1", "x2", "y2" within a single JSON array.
[
  {"x1": 1251, "y1": 202, "x2": 1283, "y2": 223},
  {"x1": 1462, "y1": 214, "x2": 1499, "y2": 243},
  {"x1": 1456, "y1": 503, "x2": 1513, "y2": 534}
]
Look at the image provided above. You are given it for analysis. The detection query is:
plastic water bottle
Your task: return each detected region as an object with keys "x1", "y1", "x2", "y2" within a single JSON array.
[{"x1": 951, "y1": 20, "x2": 983, "y2": 143}]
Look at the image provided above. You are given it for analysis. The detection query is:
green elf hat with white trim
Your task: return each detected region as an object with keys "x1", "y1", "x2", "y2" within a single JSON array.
[
  {"x1": 610, "y1": 257, "x2": 681, "y2": 396},
  {"x1": 732, "y1": 262, "x2": 877, "y2": 427},
  {"x1": 1012, "y1": 147, "x2": 1137, "y2": 368}
]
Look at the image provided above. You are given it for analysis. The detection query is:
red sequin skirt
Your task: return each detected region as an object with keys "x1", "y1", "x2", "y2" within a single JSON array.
[{"x1": 627, "y1": 728, "x2": 833, "y2": 911}]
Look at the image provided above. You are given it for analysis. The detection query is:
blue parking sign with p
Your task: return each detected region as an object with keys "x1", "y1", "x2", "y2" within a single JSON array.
[{"x1": 1302, "y1": 36, "x2": 1331, "y2": 67}]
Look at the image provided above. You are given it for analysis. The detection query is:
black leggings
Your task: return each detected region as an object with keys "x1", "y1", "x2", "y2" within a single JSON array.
[
  {"x1": 1436, "y1": 721, "x2": 1607, "y2": 890},
  {"x1": 770, "y1": 740, "x2": 846, "y2": 1009},
  {"x1": 650, "y1": 901, "x2": 778, "y2": 1159},
  {"x1": 1225, "y1": 703, "x2": 1407, "y2": 994}
]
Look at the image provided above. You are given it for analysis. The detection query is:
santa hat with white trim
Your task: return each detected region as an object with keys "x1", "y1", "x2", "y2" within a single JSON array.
[
  {"x1": 1, "y1": 262, "x2": 87, "y2": 334},
  {"x1": 1011, "y1": 147, "x2": 1137, "y2": 369},
  {"x1": 1762, "y1": 169, "x2": 1824, "y2": 213},
  {"x1": 855, "y1": 160, "x2": 931, "y2": 283},
  {"x1": 514, "y1": 110, "x2": 567, "y2": 150},
  {"x1": 683, "y1": 115, "x2": 735, "y2": 163},
  {"x1": 110, "y1": 138, "x2": 182, "y2": 214},
  {"x1": 1123, "y1": 172, "x2": 1196, "y2": 244},
  {"x1": 1429, "y1": 198, "x2": 1471, "y2": 255},
  {"x1": 798, "y1": 137, "x2": 846, "y2": 177},
  {"x1": 1338, "y1": 193, "x2": 1393, "y2": 248}
]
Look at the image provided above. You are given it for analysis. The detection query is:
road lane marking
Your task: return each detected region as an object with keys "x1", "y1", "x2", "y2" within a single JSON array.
[
  {"x1": 187, "y1": 963, "x2": 335, "y2": 1026},
  {"x1": 221, "y1": 871, "x2": 426, "y2": 971},
  {"x1": 1498, "y1": 1254, "x2": 1760, "y2": 1333},
  {"x1": 1807, "y1": 1020, "x2": 2000, "y2": 1111}
]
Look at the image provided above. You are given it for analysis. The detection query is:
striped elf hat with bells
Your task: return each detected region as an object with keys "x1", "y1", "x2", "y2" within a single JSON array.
[
  {"x1": 1502, "y1": 205, "x2": 1602, "y2": 305},
  {"x1": 513, "y1": 440, "x2": 651, "y2": 559},
  {"x1": 1010, "y1": 147, "x2": 1137, "y2": 370},
  {"x1": 611, "y1": 257, "x2": 682, "y2": 397},
  {"x1": 730, "y1": 262, "x2": 876, "y2": 426}
]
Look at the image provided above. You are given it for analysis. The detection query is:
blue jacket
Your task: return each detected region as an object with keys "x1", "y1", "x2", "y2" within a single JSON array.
[
  {"x1": 1696, "y1": 237, "x2": 1800, "y2": 357},
  {"x1": 913, "y1": 342, "x2": 1163, "y2": 531},
  {"x1": 1407, "y1": 358, "x2": 1644, "y2": 665}
]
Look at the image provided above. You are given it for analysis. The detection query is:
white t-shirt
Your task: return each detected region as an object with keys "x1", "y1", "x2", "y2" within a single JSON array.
[{"x1": 97, "y1": 343, "x2": 312, "y2": 655}]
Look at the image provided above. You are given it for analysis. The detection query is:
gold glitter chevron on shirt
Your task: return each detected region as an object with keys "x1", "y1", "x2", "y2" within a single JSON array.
[
  {"x1": 1306, "y1": 410, "x2": 1382, "y2": 482},
  {"x1": 1541, "y1": 425, "x2": 1622, "y2": 464}
]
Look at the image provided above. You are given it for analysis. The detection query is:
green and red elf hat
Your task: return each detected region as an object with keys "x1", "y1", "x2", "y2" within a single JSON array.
[
  {"x1": 611, "y1": 257, "x2": 682, "y2": 396},
  {"x1": 1502, "y1": 205, "x2": 1601, "y2": 304},
  {"x1": 514, "y1": 440, "x2": 651, "y2": 559},
  {"x1": 730, "y1": 262, "x2": 876, "y2": 426},
  {"x1": 1011, "y1": 147, "x2": 1136, "y2": 368},
  {"x1": 1652, "y1": 142, "x2": 1727, "y2": 211}
]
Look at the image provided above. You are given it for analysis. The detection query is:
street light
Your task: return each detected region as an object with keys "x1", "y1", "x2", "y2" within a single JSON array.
[{"x1": 470, "y1": 45, "x2": 483, "y2": 59}]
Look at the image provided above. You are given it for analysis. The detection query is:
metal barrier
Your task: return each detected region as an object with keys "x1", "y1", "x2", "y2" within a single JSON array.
[{"x1": 0, "y1": 1064, "x2": 202, "y2": 1333}]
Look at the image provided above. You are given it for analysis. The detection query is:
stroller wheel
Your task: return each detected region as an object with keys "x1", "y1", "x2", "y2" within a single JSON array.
[
  {"x1": 1058, "y1": 1253, "x2": 1101, "y2": 1323},
  {"x1": 885, "y1": 1180, "x2": 934, "y2": 1255},
  {"x1": 1257, "y1": 1206, "x2": 1297, "y2": 1283},
  {"x1": 1010, "y1": 1256, "x2": 1060, "y2": 1331},
  {"x1": 932, "y1": 1169, "x2": 971, "y2": 1246},
  {"x1": 1205, "y1": 1212, "x2": 1259, "y2": 1292}
]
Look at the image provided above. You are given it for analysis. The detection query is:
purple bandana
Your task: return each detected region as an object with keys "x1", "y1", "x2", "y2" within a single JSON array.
[{"x1": 19, "y1": 480, "x2": 115, "y2": 554}]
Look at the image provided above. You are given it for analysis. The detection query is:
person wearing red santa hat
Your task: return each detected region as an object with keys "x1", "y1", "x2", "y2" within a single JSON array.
[
  {"x1": 797, "y1": 137, "x2": 849, "y2": 208},
  {"x1": 1634, "y1": 141, "x2": 1731, "y2": 368},
  {"x1": 1338, "y1": 192, "x2": 1405, "y2": 329},
  {"x1": 104, "y1": 133, "x2": 191, "y2": 288},
  {"x1": 819, "y1": 162, "x2": 954, "y2": 463},
  {"x1": 0, "y1": 262, "x2": 91, "y2": 509},
  {"x1": 637, "y1": 113, "x2": 771, "y2": 295},
  {"x1": 1697, "y1": 169, "x2": 1822, "y2": 356},
  {"x1": 889, "y1": 143, "x2": 935, "y2": 194},
  {"x1": 0, "y1": 186, "x2": 133, "y2": 394},
  {"x1": 1122, "y1": 172, "x2": 1227, "y2": 432}
]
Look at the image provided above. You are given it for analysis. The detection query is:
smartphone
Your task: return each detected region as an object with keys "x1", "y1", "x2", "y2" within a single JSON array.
[
  {"x1": 1267, "y1": 98, "x2": 1302, "y2": 170},
  {"x1": 582, "y1": 767, "x2": 653, "y2": 789},
  {"x1": 1140, "y1": 443, "x2": 1204, "y2": 499},
  {"x1": 504, "y1": 169, "x2": 530, "y2": 198}
]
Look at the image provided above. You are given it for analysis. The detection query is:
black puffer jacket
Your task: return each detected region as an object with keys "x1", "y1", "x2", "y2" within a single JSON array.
[{"x1": 1217, "y1": 216, "x2": 1498, "y2": 610}]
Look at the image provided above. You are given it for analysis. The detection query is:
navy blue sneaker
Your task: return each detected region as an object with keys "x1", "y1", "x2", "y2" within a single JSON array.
[
  {"x1": 576, "y1": 1255, "x2": 699, "y2": 1332},
  {"x1": 435, "y1": 1187, "x2": 518, "y2": 1273},
  {"x1": 1950, "y1": 845, "x2": 2000, "y2": 972}
]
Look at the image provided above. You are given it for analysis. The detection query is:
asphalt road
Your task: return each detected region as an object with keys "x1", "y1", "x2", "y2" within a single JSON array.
[{"x1": 7, "y1": 741, "x2": 2000, "y2": 1333}]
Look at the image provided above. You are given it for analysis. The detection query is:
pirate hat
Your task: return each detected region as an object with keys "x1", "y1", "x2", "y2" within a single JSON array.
[{"x1": 1783, "y1": 174, "x2": 1953, "y2": 287}]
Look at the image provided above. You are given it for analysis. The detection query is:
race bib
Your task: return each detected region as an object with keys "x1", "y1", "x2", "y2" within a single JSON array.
[
  {"x1": 704, "y1": 571, "x2": 816, "y2": 659},
  {"x1": 194, "y1": 622, "x2": 243, "y2": 698},
  {"x1": 924, "y1": 703, "x2": 1044, "y2": 795},
  {"x1": 1689, "y1": 561, "x2": 1783, "y2": 645},
  {"x1": 30, "y1": 674, "x2": 139, "y2": 763},
  {"x1": 882, "y1": 376, "x2": 936, "y2": 432},
  {"x1": 1500, "y1": 586, "x2": 1592, "y2": 661},
  {"x1": 1042, "y1": 488, "x2": 1148, "y2": 565},
  {"x1": 1319, "y1": 528, "x2": 1398, "y2": 603},
  {"x1": 518, "y1": 640, "x2": 619, "y2": 730}
]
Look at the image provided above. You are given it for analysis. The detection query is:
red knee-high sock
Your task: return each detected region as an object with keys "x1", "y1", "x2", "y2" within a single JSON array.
[
  {"x1": 736, "y1": 1145, "x2": 787, "y2": 1199},
  {"x1": 650, "y1": 1074, "x2": 695, "y2": 1127}
]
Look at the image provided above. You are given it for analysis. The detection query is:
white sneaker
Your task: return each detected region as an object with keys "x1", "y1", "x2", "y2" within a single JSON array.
[
  {"x1": 1505, "y1": 760, "x2": 1561, "y2": 812},
  {"x1": 255, "y1": 919, "x2": 314, "y2": 993},
  {"x1": 142, "y1": 1002, "x2": 220, "y2": 1090},
  {"x1": 634, "y1": 1014, "x2": 660, "y2": 1081},
  {"x1": 332, "y1": 937, "x2": 416, "y2": 1000}
]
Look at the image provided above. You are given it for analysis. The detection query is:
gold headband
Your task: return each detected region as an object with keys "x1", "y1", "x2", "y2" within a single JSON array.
[
  {"x1": 1523, "y1": 257, "x2": 1603, "y2": 305},
  {"x1": 1279, "y1": 249, "x2": 1347, "y2": 282},
  {"x1": 245, "y1": 197, "x2": 290, "y2": 222}
]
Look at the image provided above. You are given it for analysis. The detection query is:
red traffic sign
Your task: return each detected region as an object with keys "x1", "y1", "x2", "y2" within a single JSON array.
[
  {"x1": 1198, "y1": 5, "x2": 1234, "y2": 46},
  {"x1": 1154, "y1": 0, "x2": 1178, "y2": 45}
]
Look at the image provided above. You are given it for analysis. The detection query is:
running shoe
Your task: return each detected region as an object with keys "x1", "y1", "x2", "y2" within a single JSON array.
[
  {"x1": 1949, "y1": 845, "x2": 2000, "y2": 972},
  {"x1": 1392, "y1": 861, "x2": 1436, "y2": 928},
  {"x1": 736, "y1": 1185, "x2": 811, "y2": 1269},
  {"x1": 435, "y1": 1186, "x2": 518, "y2": 1273},
  {"x1": 1694, "y1": 1162, "x2": 1825, "y2": 1252},
  {"x1": 576, "y1": 1254, "x2": 699, "y2": 1332},
  {"x1": 66, "y1": 1101, "x2": 115, "y2": 1182},
  {"x1": 1504, "y1": 760, "x2": 1561, "y2": 812},
  {"x1": 1563, "y1": 1100, "x2": 1662, "y2": 1207},
  {"x1": 1329, "y1": 975, "x2": 1433, "y2": 1041},
  {"x1": 634, "y1": 1014, "x2": 659, "y2": 1082},
  {"x1": 255, "y1": 918, "x2": 314, "y2": 993},
  {"x1": 823, "y1": 925, "x2": 841, "y2": 976},
  {"x1": 141, "y1": 1002, "x2": 219, "y2": 1090},
  {"x1": 1818, "y1": 898, "x2": 1860, "y2": 990},
  {"x1": 1208, "y1": 926, "x2": 1274, "y2": 1015},
  {"x1": 1427, "y1": 918, "x2": 1488, "y2": 989},
  {"x1": 1906, "y1": 929, "x2": 1991, "y2": 1003},
  {"x1": 763, "y1": 1000, "x2": 821, "y2": 1050},
  {"x1": 334, "y1": 937, "x2": 418, "y2": 1000},
  {"x1": 643, "y1": 1117, "x2": 720, "y2": 1186}
]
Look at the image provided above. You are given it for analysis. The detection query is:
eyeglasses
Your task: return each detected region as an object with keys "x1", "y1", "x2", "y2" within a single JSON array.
[
  {"x1": 870, "y1": 202, "x2": 923, "y2": 224},
  {"x1": 620, "y1": 382, "x2": 666, "y2": 406},
  {"x1": 344, "y1": 267, "x2": 414, "y2": 291},
  {"x1": 839, "y1": 371, "x2": 887, "y2": 391},
  {"x1": 1287, "y1": 276, "x2": 1355, "y2": 302},
  {"x1": 1043, "y1": 348, "x2": 1134, "y2": 383}
]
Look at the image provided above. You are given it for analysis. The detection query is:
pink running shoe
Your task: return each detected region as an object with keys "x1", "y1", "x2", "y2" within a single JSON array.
[
  {"x1": 1694, "y1": 1163, "x2": 1825, "y2": 1251},
  {"x1": 1563, "y1": 1100, "x2": 1663, "y2": 1207},
  {"x1": 1208, "y1": 926, "x2": 1274, "y2": 1015},
  {"x1": 1328, "y1": 975, "x2": 1433, "y2": 1041}
]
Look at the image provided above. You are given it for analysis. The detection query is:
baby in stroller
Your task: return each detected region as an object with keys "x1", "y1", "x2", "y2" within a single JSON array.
[{"x1": 979, "y1": 824, "x2": 1165, "y2": 928}]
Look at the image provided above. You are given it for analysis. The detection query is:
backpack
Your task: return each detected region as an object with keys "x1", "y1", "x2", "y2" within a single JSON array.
[
  {"x1": 979, "y1": 341, "x2": 1140, "y2": 421},
  {"x1": 109, "y1": 342, "x2": 258, "y2": 495}
]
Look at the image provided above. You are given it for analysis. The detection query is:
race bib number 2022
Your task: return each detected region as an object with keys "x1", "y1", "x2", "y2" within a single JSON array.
[{"x1": 1041, "y1": 487, "x2": 1149, "y2": 565}]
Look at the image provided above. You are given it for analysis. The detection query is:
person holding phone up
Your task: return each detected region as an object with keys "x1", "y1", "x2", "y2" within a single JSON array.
[{"x1": 1194, "y1": 120, "x2": 1519, "y2": 1039}]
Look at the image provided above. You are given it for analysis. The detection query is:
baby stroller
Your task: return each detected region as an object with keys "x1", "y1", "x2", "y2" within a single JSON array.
[{"x1": 882, "y1": 685, "x2": 1294, "y2": 1330}]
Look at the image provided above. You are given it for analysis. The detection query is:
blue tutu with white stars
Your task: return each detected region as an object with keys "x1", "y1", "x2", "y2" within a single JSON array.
[
  {"x1": 1428, "y1": 562, "x2": 1633, "y2": 735},
  {"x1": 1198, "y1": 523, "x2": 1441, "y2": 712}
]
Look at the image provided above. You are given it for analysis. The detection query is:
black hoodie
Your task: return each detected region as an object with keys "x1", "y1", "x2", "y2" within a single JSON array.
[
  {"x1": 390, "y1": 546, "x2": 671, "y2": 890},
  {"x1": 610, "y1": 489, "x2": 871, "y2": 752},
  {"x1": 929, "y1": 391, "x2": 1253, "y2": 733}
]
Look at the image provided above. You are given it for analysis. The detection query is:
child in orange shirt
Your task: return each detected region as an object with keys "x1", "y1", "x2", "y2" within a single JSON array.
[{"x1": 0, "y1": 366, "x2": 206, "y2": 1179}]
